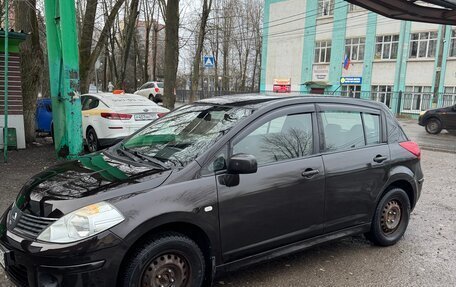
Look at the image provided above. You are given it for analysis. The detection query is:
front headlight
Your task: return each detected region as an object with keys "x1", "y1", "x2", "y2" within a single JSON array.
[
  {"x1": 419, "y1": 110, "x2": 427, "y2": 116},
  {"x1": 37, "y1": 202, "x2": 125, "y2": 243}
]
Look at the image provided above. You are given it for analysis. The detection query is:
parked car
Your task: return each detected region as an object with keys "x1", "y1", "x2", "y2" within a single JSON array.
[
  {"x1": 35, "y1": 98, "x2": 53, "y2": 138},
  {"x1": 418, "y1": 104, "x2": 456, "y2": 135},
  {"x1": 134, "y1": 81, "x2": 164, "y2": 104},
  {"x1": 0, "y1": 95, "x2": 423, "y2": 287},
  {"x1": 81, "y1": 91, "x2": 169, "y2": 152}
]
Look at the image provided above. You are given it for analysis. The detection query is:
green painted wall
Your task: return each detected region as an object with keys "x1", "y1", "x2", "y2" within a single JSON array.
[
  {"x1": 392, "y1": 21, "x2": 412, "y2": 113},
  {"x1": 300, "y1": 0, "x2": 318, "y2": 93},
  {"x1": 360, "y1": 12, "x2": 377, "y2": 98},
  {"x1": 327, "y1": 0, "x2": 349, "y2": 92},
  {"x1": 436, "y1": 25, "x2": 452, "y2": 106}
]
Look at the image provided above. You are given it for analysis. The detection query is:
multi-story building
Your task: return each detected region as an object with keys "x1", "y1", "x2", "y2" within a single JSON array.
[{"x1": 261, "y1": 0, "x2": 456, "y2": 115}]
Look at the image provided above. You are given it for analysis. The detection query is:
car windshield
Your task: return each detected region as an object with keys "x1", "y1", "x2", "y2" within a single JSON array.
[{"x1": 119, "y1": 104, "x2": 252, "y2": 167}]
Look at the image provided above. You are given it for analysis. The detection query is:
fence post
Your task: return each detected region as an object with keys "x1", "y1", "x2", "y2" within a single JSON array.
[{"x1": 397, "y1": 91, "x2": 402, "y2": 115}]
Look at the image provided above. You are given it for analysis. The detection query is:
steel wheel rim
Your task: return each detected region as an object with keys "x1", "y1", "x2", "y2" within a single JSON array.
[
  {"x1": 427, "y1": 120, "x2": 439, "y2": 133},
  {"x1": 381, "y1": 200, "x2": 402, "y2": 234},
  {"x1": 141, "y1": 252, "x2": 190, "y2": 287}
]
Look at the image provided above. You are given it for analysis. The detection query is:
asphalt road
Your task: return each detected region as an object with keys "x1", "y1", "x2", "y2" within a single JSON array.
[{"x1": 0, "y1": 133, "x2": 455, "y2": 286}]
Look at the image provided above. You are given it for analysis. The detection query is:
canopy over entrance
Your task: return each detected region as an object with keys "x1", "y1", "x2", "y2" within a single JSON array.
[{"x1": 346, "y1": 0, "x2": 456, "y2": 25}]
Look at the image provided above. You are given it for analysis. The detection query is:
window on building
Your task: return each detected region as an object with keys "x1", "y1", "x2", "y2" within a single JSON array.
[
  {"x1": 372, "y1": 85, "x2": 393, "y2": 108},
  {"x1": 345, "y1": 37, "x2": 365, "y2": 61},
  {"x1": 314, "y1": 40, "x2": 332, "y2": 63},
  {"x1": 443, "y1": 87, "x2": 456, "y2": 107},
  {"x1": 375, "y1": 35, "x2": 399, "y2": 60},
  {"x1": 409, "y1": 32, "x2": 438, "y2": 59},
  {"x1": 348, "y1": 3, "x2": 364, "y2": 12},
  {"x1": 402, "y1": 86, "x2": 433, "y2": 113},
  {"x1": 449, "y1": 30, "x2": 456, "y2": 57},
  {"x1": 341, "y1": 85, "x2": 361, "y2": 98},
  {"x1": 318, "y1": 0, "x2": 334, "y2": 17}
]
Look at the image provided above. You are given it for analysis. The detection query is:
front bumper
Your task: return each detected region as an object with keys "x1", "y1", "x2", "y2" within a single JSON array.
[{"x1": 0, "y1": 210, "x2": 127, "y2": 287}]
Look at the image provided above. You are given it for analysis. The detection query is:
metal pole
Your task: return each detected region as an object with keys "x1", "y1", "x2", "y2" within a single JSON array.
[
  {"x1": 3, "y1": 0, "x2": 9, "y2": 162},
  {"x1": 95, "y1": 67, "x2": 99, "y2": 93}
]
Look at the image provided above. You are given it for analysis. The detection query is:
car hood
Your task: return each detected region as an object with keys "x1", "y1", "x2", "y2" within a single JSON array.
[
  {"x1": 428, "y1": 106, "x2": 453, "y2": 113},
  {"x1": 15, "y1": 152, "x2": 172, "y2": 217}
]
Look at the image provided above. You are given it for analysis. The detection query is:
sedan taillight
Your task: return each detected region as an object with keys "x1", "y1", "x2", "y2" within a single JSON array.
[
  {"x1": 155, "y1": 87, "x2": 160, "y2": 93},
  {"x1": 157, "y1": 112, "x2": 168, "y2": 118},
  {"x1": 101, "y1": 112, "x2": 132, "y2": 120}
]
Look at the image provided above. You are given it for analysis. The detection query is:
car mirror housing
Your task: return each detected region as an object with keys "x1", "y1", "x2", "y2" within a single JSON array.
[{"x1": 227, "y1": 154, "x2": 258, "y2": 174}]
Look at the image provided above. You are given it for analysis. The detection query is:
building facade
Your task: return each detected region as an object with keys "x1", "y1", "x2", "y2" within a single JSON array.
[{"x1": 261, "y1": 0, "x2": 456, "y2": 115}]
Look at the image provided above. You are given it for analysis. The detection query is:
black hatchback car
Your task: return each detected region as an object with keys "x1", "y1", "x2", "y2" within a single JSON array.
[
  {"x1": 418, "y1": 104, "x2": 456, "y2": 134},
  {"x1": 0, "y1": 95, "x2": 423, "y2": 287}
]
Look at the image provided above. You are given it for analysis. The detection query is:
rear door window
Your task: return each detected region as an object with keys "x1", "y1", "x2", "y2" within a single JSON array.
[
  {"x1": 321, "y1": 111, "x2": 365, "y2": 151},
  {"x1": 363, "y1": 113, "x2": 381, "y2": 145}
]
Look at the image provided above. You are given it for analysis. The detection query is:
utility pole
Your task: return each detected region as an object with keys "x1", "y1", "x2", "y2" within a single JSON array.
[
  {"x1": 433, "y1": 25, "x2": 446, "y2": 105},
  {"x1": 44, "y1": 0, "x2": 83, "y2": 158}
]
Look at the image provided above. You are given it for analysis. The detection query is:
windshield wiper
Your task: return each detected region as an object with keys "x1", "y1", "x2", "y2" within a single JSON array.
[{"x1": 118, "y1": 144, "x2": 170, "y2": 170}]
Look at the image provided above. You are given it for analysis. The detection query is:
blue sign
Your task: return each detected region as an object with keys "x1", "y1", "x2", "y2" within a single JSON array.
[
  {"x1": 203, "y1": 56, "x2": 215, "y2": 68},
  {"x1": 340, "y1": 77, "x2": 362, "y2": 85}
]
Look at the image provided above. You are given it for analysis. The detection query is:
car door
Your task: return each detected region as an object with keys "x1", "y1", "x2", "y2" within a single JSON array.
[
  {"x1": 216, "y1": 104, "x2": 326, "y2": 262},
  {"x1": 441, "y1": 104, "x2": 456, "y2": 130},
  {"x1": 317, "y1": 104, "x2": 389, "y2": 233},
  {"x1": 81, "y1": 95, "x2": 100, "y2": 139}
]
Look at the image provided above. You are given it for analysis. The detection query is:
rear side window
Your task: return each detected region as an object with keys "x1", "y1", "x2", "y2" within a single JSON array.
[
  {"x1": 321, "y1": 111, "x2": 365, "y2": 151},
  {"x1": 385, "y1": 109, "x2": 408, "y2": 142}
]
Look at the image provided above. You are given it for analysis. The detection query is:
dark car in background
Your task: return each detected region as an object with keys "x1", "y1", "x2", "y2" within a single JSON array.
[
  {"x1": 418, "y1": 104, "x2": 456, "y2": 135},
  {"x1": 1, "y1": 95, "x2": 423, "y2": 287}
]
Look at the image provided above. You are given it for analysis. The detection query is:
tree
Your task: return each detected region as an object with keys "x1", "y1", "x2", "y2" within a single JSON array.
[
  {"x1": 189, "y1": 0, "x2": 213, "y2": 102},
  {"x1": 79, "y1": 0, "x2": 125, "y2": 93},
  {"x1": 15, "y1": 0, "x2": 44, "y2": 143},
  {"x1": 119, "y1": 0, "x2": 140, "y2": 87},
  {"x1": 161, "y1": 0, "x2": 179, "y2": 109}
]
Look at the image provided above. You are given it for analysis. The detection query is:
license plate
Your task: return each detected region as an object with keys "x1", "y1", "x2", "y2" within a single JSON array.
[
  {"x1": 134, "y1": 114, "x2": 154, "y2": 121},
  {"x1": 0, "y1": 244, "x2": 6, "y2": 269}
]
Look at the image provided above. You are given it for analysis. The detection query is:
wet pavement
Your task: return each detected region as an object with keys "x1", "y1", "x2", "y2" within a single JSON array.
[
  {"x1": 1, "y1": 135, "x2": 455, "y2": 287},
  {"x1": 398, "y1": 118, "x2": 456, "y2": 153}
]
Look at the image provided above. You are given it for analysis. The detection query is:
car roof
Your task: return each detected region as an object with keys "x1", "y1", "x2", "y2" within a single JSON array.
[
  {"x1": 84, "y1": 93, "x2": 158, "y2": 107},
  {"x1": 195, "y1": 93, "x2": 388, "y2": 110}
]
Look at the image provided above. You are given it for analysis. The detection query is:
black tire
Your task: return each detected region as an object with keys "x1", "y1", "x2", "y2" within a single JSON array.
[
  {"x1": 121, "y1": 233, "x2": 205, "y2": 287},
  {"x1": 149, "y1": 94, "x2": 154, "y2": 101},
  {"x1": 86, "y1": 128, "x2": 100, "y2": 153},
  {"x1": 425, "y1": 118, "x2": 442, "y2": 134},
  {"x1": 366, "y1": 188, "x2": 411, "y2": 246}
]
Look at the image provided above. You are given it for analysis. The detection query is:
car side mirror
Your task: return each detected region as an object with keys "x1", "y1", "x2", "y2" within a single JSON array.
[{"x1": 227, "y1": 154, "x2": 257, "y2": 174}]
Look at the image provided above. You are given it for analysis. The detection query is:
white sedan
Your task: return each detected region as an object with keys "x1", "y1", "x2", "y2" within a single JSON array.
[{"x1": 81, "y1": 91, "x2": 169, "y2": 152}]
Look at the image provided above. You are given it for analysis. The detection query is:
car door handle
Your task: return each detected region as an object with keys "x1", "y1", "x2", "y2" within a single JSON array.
[
  {"x1": 373, "y1": 155, "x2": 388, "y2": 163},
  {"x1": 301, "y1": 169, "x2": 319, "y2": 178}
]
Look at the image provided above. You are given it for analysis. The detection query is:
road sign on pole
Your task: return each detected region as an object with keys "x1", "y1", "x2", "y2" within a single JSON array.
[{"x1": 203, "y1": 56, "x2": 215, "y2": 68}]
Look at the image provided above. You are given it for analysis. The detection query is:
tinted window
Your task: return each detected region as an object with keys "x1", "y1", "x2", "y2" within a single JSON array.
[
  {"x1": 363, "y1": 113, "x2": 381, "y2": 145},
  {"x1": 233, "y1": 113, "x2": 313, "y2": 165},
  {"x1": 321, "y1": 111, "x2": 365, "y2": 151},
  {"x1": 385, "y1": 109, "x2": 408, "y2": 142},
  {"x1": 82, "y1": 97, "x2": 99, "y2": 110},
  {"x1": 156, "y1": 82, "x2": 164, "y2": 88}
]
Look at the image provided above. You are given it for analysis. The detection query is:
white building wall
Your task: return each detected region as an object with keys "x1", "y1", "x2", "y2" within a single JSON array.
[
  {"x1": 371, "y1": 62, "x2": 396, "y2": 85},
  {"x1": 265, "y1": 0, "x2": 307, "y2": 92},
  {"x1": 443, "y1": 60, "x2": 456, "y2": 86},
  {"x1": 0, "y1": 115, "x2": 26, "y2": 149},
  {"x1": 345, "y1": 11, "x2": 368, "y2": 38},
  {"x1": 405, "y1": 61, "x2": 435, "y2": 86}
]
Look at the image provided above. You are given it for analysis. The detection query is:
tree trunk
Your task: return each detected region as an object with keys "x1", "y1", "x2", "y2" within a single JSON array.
[
  {"x1": 251, "y1": 47, "x2": 259, "y2": 92},
  {"x1": 119, "y1": 0, "x2": 140, "y2": 88},
  {"x1": 189, "y1": 0, "x2": 213, "y2": 103},
  {"x1": 144, "y1": 25, "x2": 151, "y2": 81},
  {"x1": 162, "y1": 0, "x2": 179, "y2": 109},
  {"x1": 79, "y1": 0, "x2": 98, "y2": 94},
  {"x1": 80, "y1": 0, "x2": 125, "y2": 93},
  {"x1": 15, "y1": 0, "x2": 43, "y2": 144},
  {"x1": 241, "y1": 48, "x2": 249, "y2": 92}
]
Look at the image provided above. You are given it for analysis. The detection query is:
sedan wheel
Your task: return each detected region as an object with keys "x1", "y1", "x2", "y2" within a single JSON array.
[{"x1": 425, "y1": 118, "x2": 442, "y2": 134}]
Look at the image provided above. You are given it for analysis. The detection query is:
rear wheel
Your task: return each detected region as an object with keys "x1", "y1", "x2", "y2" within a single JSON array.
[
  {"x1": 425, "y1": 118, "x2": 442, "y2": 134},
  {"x1": 149, "y1": 94, "x2": 154, "y2": 101},
  {"x1": 121, "y1": 233, "x2": 205, "y2": 287},
  {"x1": 86, "y1": 128, "x2": 100, "y2": 153},
  {"x1": 366, "y1": 188, "x2": 411, "y2": 246}
]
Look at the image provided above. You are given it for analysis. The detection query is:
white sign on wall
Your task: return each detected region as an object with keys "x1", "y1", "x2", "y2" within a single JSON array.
[{"x1": 312, "y1": 65, "x2": 329, "y2": 81}]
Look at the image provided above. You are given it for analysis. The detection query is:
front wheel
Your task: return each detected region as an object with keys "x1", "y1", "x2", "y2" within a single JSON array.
[
  {"x1": 425, "y1": 118, "x2": 442, "y2": 134},
  {"x1": 366, "y1": 188, "x2": 411, "y2": 246},
  {"x1": 121, "y1": 233, "x2": 205, "y2": 287}
]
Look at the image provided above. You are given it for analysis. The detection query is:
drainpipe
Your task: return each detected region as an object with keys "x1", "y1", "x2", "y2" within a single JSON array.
[
  {"x1": 433, "y1": 25, "x2": 446, "y2": 106},
  {"x1": 3, "y1": 0, "x2": 9, "y2": 163}
]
